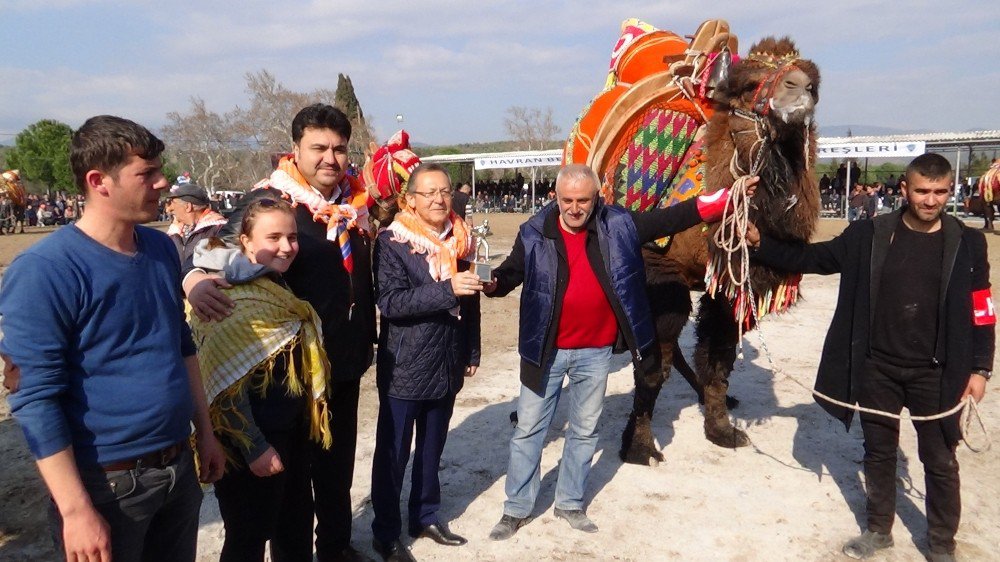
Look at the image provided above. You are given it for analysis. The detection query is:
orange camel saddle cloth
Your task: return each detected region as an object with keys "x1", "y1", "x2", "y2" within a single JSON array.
[{"x1": 563, "y1": 18, "x2": 738, "y2": 214}]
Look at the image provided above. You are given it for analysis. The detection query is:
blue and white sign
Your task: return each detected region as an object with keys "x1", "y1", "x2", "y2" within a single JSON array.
[
  {"x1": 817, "y1": 141, "x2": 926, "y2": 158},
  {"x1": 474, "y1": 154, "x2": 562, "y2": 170}
]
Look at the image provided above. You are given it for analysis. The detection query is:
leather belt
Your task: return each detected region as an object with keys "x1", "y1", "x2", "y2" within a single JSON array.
[{"x1": 101, "y1": 441, "x2": 186, "y2": 472}]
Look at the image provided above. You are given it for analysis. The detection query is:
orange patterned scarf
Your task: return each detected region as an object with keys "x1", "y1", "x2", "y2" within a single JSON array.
[
  {"x1": 386, "y1": 207, "x2": 473, "y2": 281},
  {"x1": 258, "y1": 155, "x2": 371, "y2": 236}
]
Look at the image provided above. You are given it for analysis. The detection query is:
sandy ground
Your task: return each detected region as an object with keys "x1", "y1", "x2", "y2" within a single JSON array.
[{"x1": 1, "y1": 213, "x2": 998, "y2": 562}]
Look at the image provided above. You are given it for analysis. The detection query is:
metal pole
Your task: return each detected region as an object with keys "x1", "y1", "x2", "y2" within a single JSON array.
[
  {"x1": 531, "y1": 168, "x2": 537, "y2": 214},
  {"x1": 953, "y1": 148, "x2": 962, "y2": 216},
  {"x1": 472, "y1": 165, "x2": 477, "y2": 213},
  {"x1": 843, "y1": 163, "x2": 851, "y2": 220}
]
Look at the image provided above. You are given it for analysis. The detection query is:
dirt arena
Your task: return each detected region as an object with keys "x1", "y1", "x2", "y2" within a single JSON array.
[{"x1": 1, "y1": 213, "x2": 998, "y2": 561}]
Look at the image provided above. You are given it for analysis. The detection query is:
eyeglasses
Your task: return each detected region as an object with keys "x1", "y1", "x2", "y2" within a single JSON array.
[{"x1": 410, "y1": 189, "x2": 454, "y2": 200}]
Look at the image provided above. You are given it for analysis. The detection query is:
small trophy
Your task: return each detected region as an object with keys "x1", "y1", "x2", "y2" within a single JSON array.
[{"x1": 471, "y1": 218, "x2": 492, "y2": 280}]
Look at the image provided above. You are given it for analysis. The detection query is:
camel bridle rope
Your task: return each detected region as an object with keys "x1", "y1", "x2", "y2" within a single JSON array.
[{"x1": 710, "y1": 111, "x2": 991, "y2": 453}]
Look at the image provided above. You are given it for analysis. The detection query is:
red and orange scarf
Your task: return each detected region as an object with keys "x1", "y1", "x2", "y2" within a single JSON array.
[{"x1": 258, "y1": 155, "x2": 371, "y2": 236}]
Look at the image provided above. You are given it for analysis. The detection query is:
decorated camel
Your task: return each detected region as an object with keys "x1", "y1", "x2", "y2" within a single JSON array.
[
  {"x1": 565, "y1": 19, "x2": 821, "y2": 464},
  {"x1": 0, "y1": 169, "x2": 28, "y2": 234}
]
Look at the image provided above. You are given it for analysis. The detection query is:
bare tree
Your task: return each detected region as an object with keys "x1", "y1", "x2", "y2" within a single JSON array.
[
  {"x1": 162, "y1": 70, "x2": 378, "y2": 189},
  {"x1": 162, "y1": 98, "x2": 249, "y2": 189},
  {"x1": 503, "y1": 106, "x2": 562, "y2": 151},
  {"x1": 233, "y1": 71, "x2": 309, "y2": 152}
]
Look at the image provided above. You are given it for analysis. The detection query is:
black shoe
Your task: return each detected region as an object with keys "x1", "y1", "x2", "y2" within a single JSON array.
[
  {"x1": 489, "y1": 514, "x2": 531, "y2": 541},
  {"x1": 327, "y1": 545, "x2": 370, "y2": 561},
  {"x1": 409, "y1": 522, "x2": 467, "y2": 546},
  {"x1": 553, "y1": 507, "x2": 598, "y2": 533},
  {"x1": 371, "y1": 539, "x2": 417, "y2": 562}
]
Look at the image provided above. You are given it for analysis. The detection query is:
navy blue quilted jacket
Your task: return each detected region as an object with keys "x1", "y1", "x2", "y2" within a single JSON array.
[
  {"x1": 490, "y1": 198, "x2": 703, "y2": 394},
  {"x1": 374, "y1": 230, "x2": 481, "y2": 400}
]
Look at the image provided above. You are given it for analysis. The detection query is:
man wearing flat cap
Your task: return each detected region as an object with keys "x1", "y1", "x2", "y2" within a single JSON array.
[{"x1": 165, "y1": 178, "x2": 228, "y2": 263}]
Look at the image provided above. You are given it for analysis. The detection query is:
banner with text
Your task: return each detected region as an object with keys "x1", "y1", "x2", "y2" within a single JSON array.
[
  {"x1": 474, "y1": 154, "x2": 563, "y2": 170},
  {"x1": 817, "y1": 141, "x2": 926, "y2": 159}
]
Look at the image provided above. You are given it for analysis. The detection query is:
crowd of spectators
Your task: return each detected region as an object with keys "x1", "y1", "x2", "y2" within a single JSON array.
[
  {"x1": 21, "y1": 193, "x2": 86, "y2": 227},
  {"x1": 466, "y1": 175, "x2": 556, "y2": 213},
  {"x1": 818, "y1": 164, "x2": 906, "y2": 219}
]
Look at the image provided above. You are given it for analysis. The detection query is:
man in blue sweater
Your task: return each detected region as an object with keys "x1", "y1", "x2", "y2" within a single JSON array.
[{"x1": 0, "y1": 115, "x2": 225, "y2": 562}]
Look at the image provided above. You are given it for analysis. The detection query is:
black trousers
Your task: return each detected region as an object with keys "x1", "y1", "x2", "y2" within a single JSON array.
[
  {"x1": 214, "y1": 427, "x2": 312, "y2": 562},
  {"x1": 50, "y1": 449, "x2": 202, "y2": 562},
  {"x1": 370, "y1": 393, "x2": 455, "y2": 543},
  {"x1": 858, "y1": 358, "x2": 960, "y2": 554},
  {"x1": 308, "y1": 378, "x2": 362, "y2": 560}
]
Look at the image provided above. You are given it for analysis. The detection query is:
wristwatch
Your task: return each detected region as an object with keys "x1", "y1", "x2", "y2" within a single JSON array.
[{"x1": 972, "y1": 369, "x2": 992, "y2": 381}]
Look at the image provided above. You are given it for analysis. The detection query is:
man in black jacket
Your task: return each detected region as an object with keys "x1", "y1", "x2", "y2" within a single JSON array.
[
  {"x1": 186, "y1": 104, "x2": 376, "y2": 562},
  {"x1": 485, "y1": 164, "x2": 738, "y2": 540},
  {"x1": 451, "y1": 183, "x2": 472, "y2": 220},
  {"x1": 745, "y1": 153, "x2": 994, "y2": 562}
]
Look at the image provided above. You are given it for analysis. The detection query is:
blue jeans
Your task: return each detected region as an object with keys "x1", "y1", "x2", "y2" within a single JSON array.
[{"x1": 503, "y1": 346, "x2": 613, "y2": 517}]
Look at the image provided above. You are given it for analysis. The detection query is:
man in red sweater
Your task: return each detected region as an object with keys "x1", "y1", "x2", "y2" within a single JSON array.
[{"x1": 486, "y1": 164, "x2": 735, "y2": 539}]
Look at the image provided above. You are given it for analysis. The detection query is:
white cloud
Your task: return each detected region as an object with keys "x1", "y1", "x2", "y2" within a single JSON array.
[{"x1": 0, "y1": 66, "x2": 245, "y2": 134}]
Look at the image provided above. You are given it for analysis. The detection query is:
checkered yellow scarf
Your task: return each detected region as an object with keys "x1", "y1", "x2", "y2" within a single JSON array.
[{"x1": 191, "y1": 277, "x2": 332, "y2": 452}]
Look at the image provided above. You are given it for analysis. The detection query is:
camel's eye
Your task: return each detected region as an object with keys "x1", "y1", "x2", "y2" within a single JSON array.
[{"x1": 806, "y1": 84, "x2": 814, "y2": 91}]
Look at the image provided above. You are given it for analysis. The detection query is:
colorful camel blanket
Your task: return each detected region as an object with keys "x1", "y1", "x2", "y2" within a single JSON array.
[
  {"x1": 0, "y1": 170, "x2": 26, "y2": 208},
  {"x1": 979, "y1": 162, "x2": 1000, "y2": 203},
  {"x1": 363, "y1": 129, "x2": 421, "y2": 203}
]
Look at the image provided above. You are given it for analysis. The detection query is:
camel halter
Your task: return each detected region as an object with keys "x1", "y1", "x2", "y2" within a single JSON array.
[{"x1": 746, "y1": 51, "x2": 802, "y2": 117}]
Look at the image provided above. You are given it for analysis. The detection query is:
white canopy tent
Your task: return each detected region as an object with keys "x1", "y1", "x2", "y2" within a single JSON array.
[
  {"x1": 421, "y1": 149, "x2": 563, "y2": 213},
  {"x1": 422, "y1": 131, "x2": 1000, "y2": 217},
  {"x1": 816, "y1": 139, "x2": 927, "y2": 217}
]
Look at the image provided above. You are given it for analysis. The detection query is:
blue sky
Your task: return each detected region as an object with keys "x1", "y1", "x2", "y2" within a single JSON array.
[{"x1": 2, "y1": 1, "x2": 999, "y2": 146}]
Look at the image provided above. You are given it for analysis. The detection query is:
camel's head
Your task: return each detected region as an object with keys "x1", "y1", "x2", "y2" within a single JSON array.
[{"x1": 718, "y1": 37, "x2": 819, "y2": 128}]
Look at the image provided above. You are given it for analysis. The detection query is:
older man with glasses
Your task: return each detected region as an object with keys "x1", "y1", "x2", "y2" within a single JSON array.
[{"x1": 369, "y1": 163, "x2": 481, "y2": 561}]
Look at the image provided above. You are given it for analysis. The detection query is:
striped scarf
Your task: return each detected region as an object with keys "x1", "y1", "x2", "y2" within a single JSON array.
[{"x1": 258, "y1": 155, "x2": 370, "y2": 272}]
